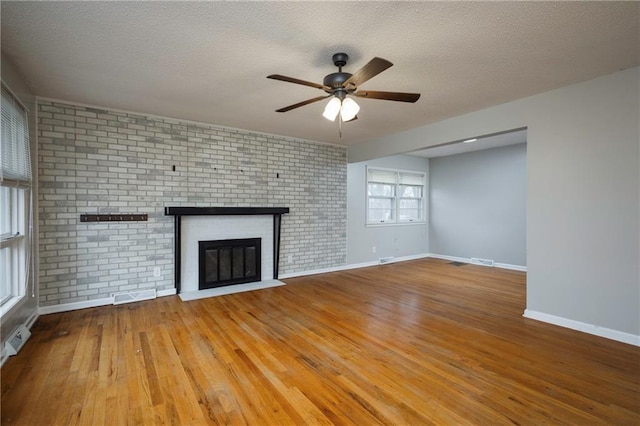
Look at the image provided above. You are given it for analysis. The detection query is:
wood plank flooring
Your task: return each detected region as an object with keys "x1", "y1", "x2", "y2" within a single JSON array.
[{"x1": 2, "y1": 258, "x2": 639, "y2": 424}]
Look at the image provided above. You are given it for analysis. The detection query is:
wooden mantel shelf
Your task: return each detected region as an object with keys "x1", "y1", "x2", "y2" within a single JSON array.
[{"x1": 164, "y1": 207, "x2": 289, "y2": 216}]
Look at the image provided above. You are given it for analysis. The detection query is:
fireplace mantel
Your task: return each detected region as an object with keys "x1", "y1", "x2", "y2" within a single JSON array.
[
  {"x1": 164, "y1": 207, "x2": 289, "y2": 216},
  {"x1": 165, "y1": 206, "x2": 289, "y2": 294}
]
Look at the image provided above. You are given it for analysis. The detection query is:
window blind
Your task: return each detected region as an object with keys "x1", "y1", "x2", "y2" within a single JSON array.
[
  {"x1": 367, "y1": 169, "x2": 397, "y2": 184},
  {"x1": 399, "y1": 172, "x2": 423, "y2": 185},
  {"x1": 1, "y1": 85, "x2": 32, "y2": 187}
]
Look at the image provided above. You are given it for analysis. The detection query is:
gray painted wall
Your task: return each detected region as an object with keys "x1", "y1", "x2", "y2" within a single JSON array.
[
  {"x1": 1, "y1": 52, "x2": 39, "y2": 349},
  {"x1": 429, "y1": 143, "x2": 527, "y2": 266},
  {"x1": 347, "y1": 155, "x2": 429, "y2": 264},
  {"x1": 348, "y1": 67, "x2": 639, "y2": 337}
]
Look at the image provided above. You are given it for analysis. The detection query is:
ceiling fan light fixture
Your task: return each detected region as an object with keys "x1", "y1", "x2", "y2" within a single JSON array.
[
  {"x1": 268, "y1": 53, "x2": 420, "y2": 128},
  {"x1": 340, "y1": 97, "x2": 360, "y2": 122},
  {"x1": 323, "y1": 97, "x2": 341, "y2": 121}
]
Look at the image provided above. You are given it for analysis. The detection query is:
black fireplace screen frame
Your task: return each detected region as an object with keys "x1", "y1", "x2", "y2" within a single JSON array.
[{"x1": 199, "y1": 238, "x2": 262, "y2": 289}]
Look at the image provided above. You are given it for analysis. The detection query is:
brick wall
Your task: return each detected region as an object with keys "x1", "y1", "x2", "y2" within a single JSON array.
[{"x1": 37, "y1": 99, "x2": 347, "y2": 306}]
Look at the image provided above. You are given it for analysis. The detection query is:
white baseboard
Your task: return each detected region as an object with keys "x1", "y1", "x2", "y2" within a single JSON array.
[
  {"x1": 39, "y1": 287, "x2": 177, "y2": 315},
  {"x1": 427, "y1": 253, "x2": 468, "y2": 263},
  {"x1": 39, "y1": 297, "x2": 114, "y2": 315},
  {"x1": 157, "y1": 288, "x2": 177, "y2": 297},
  {"x1": 279, "y1": 253, "x2": 431, "y2": 280},
  {"x1": 25, "y1": 312, "x2": 39, "y2": 330},
  {"x1": 523, "y1": 309, "x2": 640, "y2": 347},
  {"x1": 1, "y1": 347, "x2": 9, "y2": 368},
  {"x1": 428, "y1": 253, "x2": 527, "y2": 272},
  {"x1": 394, "y1": 253, "x2": 432, "y2": 262},
  {"x1": 279, "y1": 261, "x2": 377, "y2": 279},
  {"x1": 494, "y1": 262, "x2": 527, "y2": 272}
]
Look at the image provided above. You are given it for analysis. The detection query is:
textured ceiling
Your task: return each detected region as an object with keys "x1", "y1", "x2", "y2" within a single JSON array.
[{"x1": 2, "y1": 1, "x2": 638, "y2": 146}]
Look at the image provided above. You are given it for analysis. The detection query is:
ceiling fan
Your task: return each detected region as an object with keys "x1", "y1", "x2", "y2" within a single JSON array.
[{"x1": 267, "y1": 53, "x2": 420, "y2": 123}]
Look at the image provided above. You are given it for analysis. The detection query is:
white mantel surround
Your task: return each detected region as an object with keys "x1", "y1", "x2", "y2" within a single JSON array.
[
  {"x1": 165, "y1": 207, "x2": 289, "y2": 301},
  {"x1": 182, "y1": 214, "x2": 273, "y2": 288}
]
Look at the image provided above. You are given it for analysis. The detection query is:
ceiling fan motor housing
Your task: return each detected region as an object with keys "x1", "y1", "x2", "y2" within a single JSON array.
[{"x1": 323, "y1": 72, "x2": 353, "y2": 90}]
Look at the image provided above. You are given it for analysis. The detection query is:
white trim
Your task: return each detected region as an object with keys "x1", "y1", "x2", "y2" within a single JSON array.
[
  {"x1": 280, "y1": 253, "x2": 431, "y2": 279},
  {"x1": 427, "y1": 253, "x2": 527, "y2": 272},
  {"x1": 25, "y1": 312, "x2": 38, "y2": 330},
  {"x1": 112, "y1": 289, "x2": 157, "y2": 305},
  {"x1": 157, "y1": 288, "x2": 176, "y2": 297},
  {"x1": 365, "y1": 165, "x2": 427, "y2": 226},
  {"x1": 365, "y1": 221, "x2": 427, "y2": 228},
  {"x1": 494, "y1": 262, "x2": 527, "y2": 272},
  {"x1": 36, "y1": 96, "x2": 342, "y2": 148},
  {"x1": 179, "y1": 279, "x2": 284, "y2": 301},
  {"x1": 0, "y1": 79, "x2": 29, "y2": 112},
  {"x1": 38, "y1": 287, "x2": 177, "y2": 315},
  {"x1": 39, "y1": 297, "x2": 114, "y2": 315},
  {"x1": 1, "y1": 346, "x2": 9, "y2": 368},
  {"x1": 0, "y1": 294, "x2": 24, "y2": 318},
  {"x1": 523, "y1": 309, "x2": 640, "y2": 347},
  {"x1": 427, "y1": 253, "x2": 468, "y2": 263},
  {"x1": 279, "y1": 261, "x2": 377, "y2": 279},
  {"x1": 32, "y1": 99, "x2": 39, "y2": 300},
  {"x1": 391, "y1": 253, "x2": 431, "y2": 263}
]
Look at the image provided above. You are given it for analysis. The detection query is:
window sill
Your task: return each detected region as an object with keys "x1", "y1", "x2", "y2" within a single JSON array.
[
  {"x1": 0, "y1": 295, "x2": 25, "y2": 319},
  {"x1": 0, "y1": 233, "x2": 24, "y2": 249},
  {"x1": 365, "y1": 221, "x2": 427, "y2": 228}
]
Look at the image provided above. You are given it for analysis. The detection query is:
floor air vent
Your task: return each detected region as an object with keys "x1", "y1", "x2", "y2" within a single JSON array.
[
  {"x1": 471, "y1": 258, "x2": 495, "y2": 267},
  {"x1": 4, "y1": 325, "x2": 31, "y2": 357},
  {"x1": 113, "y1": 289, "x2": 157, "y2": 305}
]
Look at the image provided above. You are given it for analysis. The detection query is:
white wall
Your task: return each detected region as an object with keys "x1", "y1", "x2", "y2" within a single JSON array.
[
  {"x1": 429, "y1": 143, "x2": 527, "y2": 267},
  {"x1": 1, "y1": 52, "x2": 39, "y2": 351},
  {"x1": 348, "y1": 67, "x2": 639, "y2": 340},
  {"x1": 347, "y1": 155, "x2": 429, "y2": 264}
]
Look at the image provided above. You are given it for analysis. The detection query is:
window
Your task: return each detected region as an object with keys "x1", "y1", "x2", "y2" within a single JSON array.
[
  {"x1": 367, "y1": 167, "x2": 426, "y2": 225},
  {"x1": 1, "y1": 84, "x2": 32, "y2": 309}
]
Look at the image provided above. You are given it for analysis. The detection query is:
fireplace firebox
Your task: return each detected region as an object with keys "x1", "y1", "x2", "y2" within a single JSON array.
[{"x1": 199, "y1": 238, "x2": 261, "y2": 289}]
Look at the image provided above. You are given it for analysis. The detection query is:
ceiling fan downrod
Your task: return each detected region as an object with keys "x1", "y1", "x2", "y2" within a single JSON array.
[{"x1": 332, "y1": 52, "x2": 348, "y2": 72}]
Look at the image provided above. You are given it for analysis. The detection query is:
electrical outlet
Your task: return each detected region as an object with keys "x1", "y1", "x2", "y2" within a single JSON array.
[
  {"x1": 153, "y1": 267, "x2": 161, "y2": 277},
  {"x1": 372, "y1": 246, "x2": 376, "y2": 253},
  {"x1": 287, "y1": 254, "x2": 293, "y2": 264}
]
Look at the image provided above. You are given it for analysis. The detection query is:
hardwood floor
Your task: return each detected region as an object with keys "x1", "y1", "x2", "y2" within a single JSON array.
[{"x1": 2, "y1": 258, "x2": 639, "y2": 425}]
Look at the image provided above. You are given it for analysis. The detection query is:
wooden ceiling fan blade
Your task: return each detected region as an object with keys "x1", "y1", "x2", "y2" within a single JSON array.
[
  {"x1": 267, "y1": 74, "x2": 328, "y2": 91},
  {"x1": 275, "y1": 95, "x2": 330, "y2": 113},
  {"x1": 354, "y1": 90, "x2": 421, "y2": 103},
  {"x1": 343, "y1": 57, "x2": 393, "y2": 88}
]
